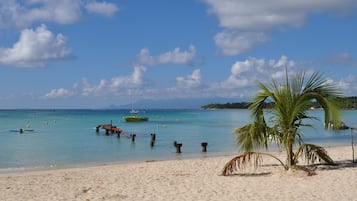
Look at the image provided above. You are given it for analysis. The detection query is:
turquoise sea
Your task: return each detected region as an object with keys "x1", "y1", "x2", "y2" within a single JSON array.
[{"x1": 0, "y1": 109, "x2": 356, "y2": 172}]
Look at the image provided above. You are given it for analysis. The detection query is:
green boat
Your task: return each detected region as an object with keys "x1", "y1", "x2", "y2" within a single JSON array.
[
  {"x1": 124, "y1": 115, "x2": 149, "y2": 122},
  {"x1": 124, "y1": 101, "x2": 149, "y2": 122}
]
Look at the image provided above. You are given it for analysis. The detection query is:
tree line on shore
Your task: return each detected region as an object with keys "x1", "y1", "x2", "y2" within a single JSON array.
[{"x1": 202, "y1": 96, "x2": 357, "y2": 110}]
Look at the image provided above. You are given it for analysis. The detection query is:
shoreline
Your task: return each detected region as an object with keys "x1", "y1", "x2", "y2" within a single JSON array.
[
  {"x1": 0, "y1": 150, "x2": 239, "y2": 175},
  {"x1": 1, "y1": 145, "x2": 356, "y2": 201},
  {"x1": 0, "y1": 141, "x2": 353, "y2": 175}
]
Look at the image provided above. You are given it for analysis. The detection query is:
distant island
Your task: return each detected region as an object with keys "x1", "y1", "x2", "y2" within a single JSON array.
[{"x1": 201, "y1": 96, "x2": 357, "y2": 110}]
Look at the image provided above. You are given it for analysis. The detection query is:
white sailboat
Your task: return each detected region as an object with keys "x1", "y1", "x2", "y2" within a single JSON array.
[{"x1": 123, "y1": 101, "x2": 148, "y2": 122}]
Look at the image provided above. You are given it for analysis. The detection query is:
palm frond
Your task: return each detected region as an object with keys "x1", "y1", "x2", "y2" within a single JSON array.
[
  {"x1": 295, "y1": 143, "x2": 334, "y2": 165},
  {"x1": 221, "y1": 152, "x2": 286, "y2": 176},
  {"x1": 303, "y1": 72, "x2": 342, "y2": 98},
  {"x1": 249, "y1": 83, "x2": 271, "y2": 121},
  {"x1": 297, "y1": 72, "x2": 342, "y2": 129},
  {"x1": 230, "y1": 71, "x2": 342, "y2": 171},
  {"x1": 234, "y1": 122, "x2": 281, "y2": 152},
  {"x1": 291, "y1": 71, "x2": 305, "y2": 95},
  {"x1": 235, "y1": 122, "x2": 271, "y2": 151},
  {"x1": 220, "y1": 152, "x2": 262, "y2": 176}
]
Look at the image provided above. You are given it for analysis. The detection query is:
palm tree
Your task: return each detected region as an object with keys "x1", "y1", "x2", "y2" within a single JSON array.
[{"x1": 221, "y1": 71, "x2": 343, "y2": 176}]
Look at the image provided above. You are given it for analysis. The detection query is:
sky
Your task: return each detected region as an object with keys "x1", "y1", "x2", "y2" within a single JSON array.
[{"x1": 0, "y1": 0, "x2": 357, "y2": 109}]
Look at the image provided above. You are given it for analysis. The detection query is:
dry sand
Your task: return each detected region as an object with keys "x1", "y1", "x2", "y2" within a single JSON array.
[{"x1": 0, "y1": 145, "x2": 356, "y2": 201}]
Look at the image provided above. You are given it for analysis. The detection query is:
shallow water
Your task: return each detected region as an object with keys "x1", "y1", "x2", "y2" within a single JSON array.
[{"x1": 0, "y1": 109, "x2": 355, "y2": 172}]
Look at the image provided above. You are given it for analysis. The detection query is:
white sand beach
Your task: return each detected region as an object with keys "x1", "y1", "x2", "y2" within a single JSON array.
[{"x1": 0, "y1": 145, "x2": 356, "y2": 201}]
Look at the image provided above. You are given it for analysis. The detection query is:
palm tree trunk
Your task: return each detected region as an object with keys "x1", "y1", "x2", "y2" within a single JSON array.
[{"x1": 286, "y1": 134, "x2": 294, "y2": 169}]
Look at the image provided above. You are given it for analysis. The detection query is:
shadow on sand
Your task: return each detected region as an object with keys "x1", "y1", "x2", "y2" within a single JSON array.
[
  {"x1": 313, "y1": 160, "x2": 357, "y2": 171},
  {"x1": 223, "y1": 160, "x2": 357, "y2": 177}
]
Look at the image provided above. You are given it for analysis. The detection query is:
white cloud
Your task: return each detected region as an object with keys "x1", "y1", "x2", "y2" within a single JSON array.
[
  {"x1": 204, "y1": 0, "x2": 356, "y2": 55},
  {"x1": 0, "y1": 0, "x2": 118, "y2": 28},
  {"x1": 155, "y1": 69, "x2": 205, "y2": 100},
  {"x1": 40, "y1": 55, "x2": 298, "y2": 102},
  {"x1": 231, "y1": 57, "x2": 264, "y2": 75},
  {"x1": 42, "y1": 65, "x2": 147, "y2": 100},
  {"x1": 214, "y1": 31, "x2": 268, "y2": 55},
  {"x1": 205, "y1": 0, "x2": 354, "y2": 31},
  {"x1": 220, "y1": 55, "x2": 296, "y2": 89},
  {"x1": 335, "y1": 75, "x2": 357, "y2": 96},
  {"x1": 39, "y1": 54, "x2": 356, "y2": 104},
  {"x1": 0, "y1": 24, "x2": 71, "y2": 68},
  {"x1": 110, "y1": 66, "x2": 147, "y2": 90},
  {"x1": 81, "y1": 65, "x2": 147, "y2": 96},
  {"x1": 43, "y1": 88, "x2": 74, "y2": 99},
  {"x1": 85, "y1": 1, "x2": 118, "y2": 17},
  {"x1": 137, "y1": 45, "x2": 196, "y2": 66},
  {"x1": 176, "y1": 69, "x2": 202, "y2": 89},
  {"x1": 82, "y1": 78, "x2": 107, "y2": 96},
  {"x1": 0, "y1": 0, "x2": 82, "y2": 28}
]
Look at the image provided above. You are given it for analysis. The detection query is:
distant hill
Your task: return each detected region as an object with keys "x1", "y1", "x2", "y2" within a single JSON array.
[
  {"x1": 201, "y1": 96, "x2": 357, "y2": 110},
  {"x1": 106, "y1": 97, "x2": 243, "y2": 109}
]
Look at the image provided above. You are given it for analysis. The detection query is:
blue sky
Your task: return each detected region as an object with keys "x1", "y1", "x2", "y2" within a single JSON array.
[{"x1": 0, "y1": 0, "x2": 357, "y2": 109}]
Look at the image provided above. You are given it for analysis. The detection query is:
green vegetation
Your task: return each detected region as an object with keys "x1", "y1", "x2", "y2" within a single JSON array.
[
  {"x1": 202, "y1": 96, "x2": 357, "y2": 110},
  {"x1": 201, "y1": 102, "x2": 250, "y2": 109},
  {"x1": 337, "y1": 96, "x2": 357, "y2": 109},
  {"x1": 221, "y1": 71, "x2": 343, "y2": 176}
]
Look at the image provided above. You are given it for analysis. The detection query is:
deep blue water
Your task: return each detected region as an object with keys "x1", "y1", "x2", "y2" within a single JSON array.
[{"x1": 0, "y1": 109, "x2": 355, "y2": 172}]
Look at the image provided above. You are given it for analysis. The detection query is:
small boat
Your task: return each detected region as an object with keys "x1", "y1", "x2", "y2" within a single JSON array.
[
  {"x1": 129, "y1": 109, "x2": 139, "y2": 114},
  {"x1": 123, "y1": 115, "x2": 149, "y2": 122},
  {"x1": 124, "y1": 101, "x2": 149, "y2": 122}
]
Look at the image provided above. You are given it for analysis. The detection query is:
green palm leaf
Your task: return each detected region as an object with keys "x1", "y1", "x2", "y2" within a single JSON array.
[{"x1": 223, "y1": 70, "x2": 342, "y2": 175}]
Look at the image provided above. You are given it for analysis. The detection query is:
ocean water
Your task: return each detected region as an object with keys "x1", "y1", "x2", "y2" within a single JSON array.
[{"x1": 0, "y1": 109, "x2": 355, "y2": 172}]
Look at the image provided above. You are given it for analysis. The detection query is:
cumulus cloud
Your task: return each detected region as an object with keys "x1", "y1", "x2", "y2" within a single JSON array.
[
  {"x1": 136, "y1": 45, "x2": 197, "y2": 66},
  {"x1": 85, "y1": 1, "x2": 118, "y2": 17},
  {"x1": 109, "y1": 66, "x2": 147, "y2": 90},
  {"x1": 204, "y1": 0, "x2": 356, "y2": 55},
  {"x1": 0, "y1": 24, "x2": 71, "y2": 68},
  {"x1": 43, "y1": 65, "x2": 147, "y2": 100},
  {"x1": 0, "y1": 0, "x2": 82, "y2": 28},
  {"x1": 41, "y1": 55, "x2": 298, "y2": 101},
  {"x1": 0, "y1": 0, "x2": 119, "y2": 28},
  {"x1": 82, "y1": 78, "x2": 107, "y2": 96},
  {"x1": 81, "y1": 66, "x2": 146, "y2": 97},
  {"x1": 176, "y1": 69, "x2": 202, "y2": 89},
  {"x1": 62, "y1": 46, "x2": 199, "y2": 100},
  {"x1": 81, "y1": 65, "x2": 147, "y2": 96},
  {"x1": 335, "y1": 75, "x2": 357, "y2": 96},
  {"x1": 220, "y1": 55, "x2": 296, "y2": 89},
  {"x1": 214, "y1": 31, "x2": 268, "y2": 55},
  {"x1": 40, "y1": 54, "x2": 357, "y2": 103},
  {"x1": 43, "y1": 88, "x2": 75, "y2": 99}
]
